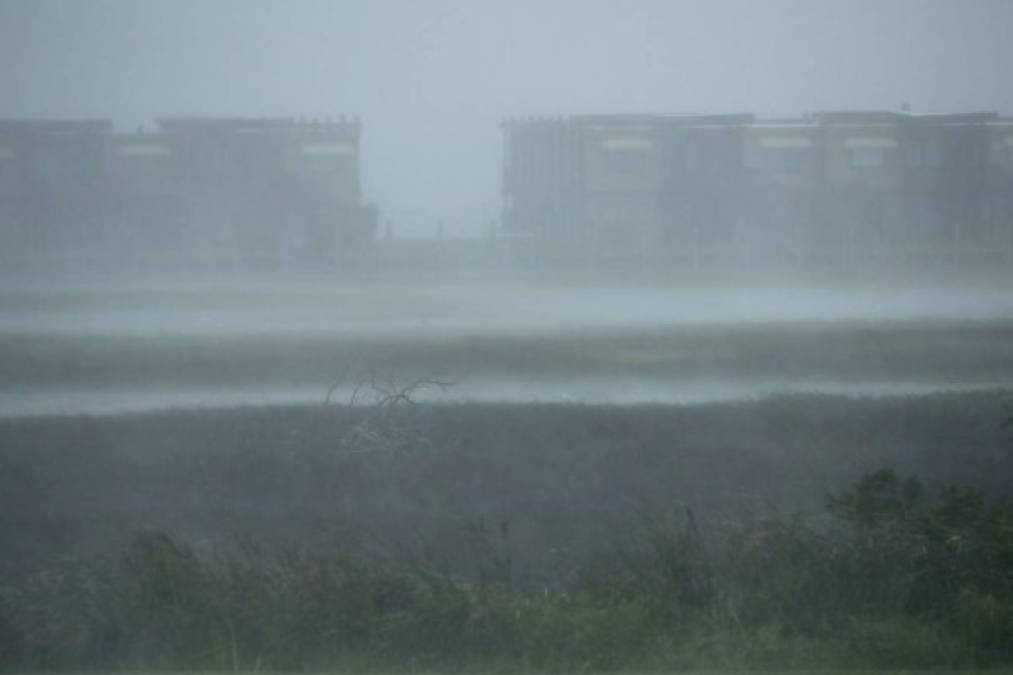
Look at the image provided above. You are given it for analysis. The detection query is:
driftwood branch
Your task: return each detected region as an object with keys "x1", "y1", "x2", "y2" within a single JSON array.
[{"x1": 324, "y1": 367, "x2": 456, "y2": 455}]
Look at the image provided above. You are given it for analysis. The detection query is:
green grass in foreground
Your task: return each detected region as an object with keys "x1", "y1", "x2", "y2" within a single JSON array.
[{"x1": 2, "y1": 469, "x2": 1012, "y2": 673}]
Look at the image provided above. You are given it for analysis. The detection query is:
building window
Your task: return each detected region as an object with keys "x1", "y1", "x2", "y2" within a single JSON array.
[
  {"x1": 907, "y1": 141, "x2": 942, "y2": 168},
  {"x1": 117, "y1": 144, "x2": 171, "y2": 159},
  {"x1": 849, "y1": 147, "x2": 885, "y2": 168},
  {"x1": 765, "y1": 148, "x2": 808, "y2": 172},
  {"x1": 748, "y1": 137, "x2": 813, "y2": 173},
  {"x1": 598, "y1": 138, "x2": 654, "y2": 179},
  {"x1": 601, "y1": 150, "x2": 651, "y2": 177},
  {"x1": 301, "y1": 142, "x2": 354, "y2": 157},
  {"x1": 844, "y1": 137, "x2": 896, "y2": 169},
  {"x1": 38, "y1": 151, "x2": 72, "y2": 179}
]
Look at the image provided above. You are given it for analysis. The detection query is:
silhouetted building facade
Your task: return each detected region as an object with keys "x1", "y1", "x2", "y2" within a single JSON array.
[
  {"x1": 502, "y1": 110, "x2": 1013, "y2": 270},
  {"x1": 0, "y1": 116, "x2": 377, "y2": 271}
]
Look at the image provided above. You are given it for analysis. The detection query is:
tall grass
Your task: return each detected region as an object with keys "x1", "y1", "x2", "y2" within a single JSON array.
[{"x1": 2, "y1": 469, "x2": 1011, "y2": 672}]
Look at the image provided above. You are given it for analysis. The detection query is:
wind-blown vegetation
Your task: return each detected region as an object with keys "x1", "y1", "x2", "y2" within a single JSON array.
[
  {"x1": 1, "y1": 391, "x2": 1012, "y2": 671},
  {"x1": 4, "y1": 318, "x2": 1013, "y2": 393},
  {"x1": 1, "y1": 467, "x2": 1011, "y2": 671}
]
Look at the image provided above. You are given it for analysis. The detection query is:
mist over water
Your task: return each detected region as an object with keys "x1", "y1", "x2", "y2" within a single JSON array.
[
  {"x1": 2, "y1": 2, "x2": 1012, "y2": 422},
  {"x1": 4, "y1": 281, "x2": 1013, "y2": 338},
  {"x1": 2, "y1": 280, "x2": 1011, "y2": 417},
  {"x1": 3, "y1": 378, "x2": 1010, "y2": 419},
  {"x1": 5, "y1": 5, "x2": 1013, "y2": 671}
]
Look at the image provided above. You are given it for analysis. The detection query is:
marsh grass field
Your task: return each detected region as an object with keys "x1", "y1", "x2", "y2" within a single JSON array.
[
  {"x1": 3, "y1": 392, "x2": 1013, "y2": 670},
  {"x1": 2, "y1": 282, "x2": 1013, "y2": 671}
]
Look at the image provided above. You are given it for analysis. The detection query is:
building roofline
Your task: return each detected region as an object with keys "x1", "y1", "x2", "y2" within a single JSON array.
[
  {"x1": 156, "y1": 116, "x2": 361, "y2": 133},
  {"x1": 504, "y1": 113, "x2": 757, "y2": 128},
  {"x1": 573, "y1": 113, "x2": 756, "y2": 126},
  {"x1": 748, "y1": 118, "x2": 816, "y2": 127},
  {"x1": 905, "y1": 111, "x2": 998, "y2": 124},
  {"x1": 0, "y1": 119, "x2": 113, "y2": 134},
  {"x1": 157, "y1": 116, "x2": 296, "y2": 131},
  {"x1": 813, "y1": 110, "x2": 998, "y2": 125},
  {"x1": 812, "y1": 110, "x2": 908, "y2": 124}
]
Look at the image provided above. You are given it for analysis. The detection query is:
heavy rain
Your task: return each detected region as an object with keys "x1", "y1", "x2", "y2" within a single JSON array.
[{"x1": 1, "y1": 1, "x2": 1013, "y2": 672}]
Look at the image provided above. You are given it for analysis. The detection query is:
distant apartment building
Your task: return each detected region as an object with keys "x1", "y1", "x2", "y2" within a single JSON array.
[
  {"x1": 502, "y1": 111, "x2": 1013, "y2": 269},
  {"x1": 0, "y1": 116, "x2": 377, "y2": 270},
  {"x1": 0, "y1": 120, "x2": 112, "y2": 261}
]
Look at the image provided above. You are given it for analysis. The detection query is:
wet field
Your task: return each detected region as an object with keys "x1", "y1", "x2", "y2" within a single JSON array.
[
  {"x1": 1, "y1": 280, "x2": 1012, "y2": 416},
  {"x1": 3, "y1": 279, "x2": 1013, "y2": 671}
]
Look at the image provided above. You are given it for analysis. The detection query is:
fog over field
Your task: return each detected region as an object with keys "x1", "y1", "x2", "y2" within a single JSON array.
[
  {"x1": 5, "y1": 281, "x2": 1013, "y2": 337},
  {"x1": 4, "y1": 1, "x2": 1013, "y2": 671},
  {"x1": 3, "y1": 0, "x2": 1011, "y2": 437},
  {"x1": 0, "y1": 281, "x2": 1011, "y2": 416},
  {"x1": 4, "y1": 0, "x2": 1013, "y2": 235}
]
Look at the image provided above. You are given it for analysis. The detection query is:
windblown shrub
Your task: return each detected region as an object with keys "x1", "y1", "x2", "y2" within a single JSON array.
[{"x1": 2, "y1": 469, "x2": 1012, "y2": 672}]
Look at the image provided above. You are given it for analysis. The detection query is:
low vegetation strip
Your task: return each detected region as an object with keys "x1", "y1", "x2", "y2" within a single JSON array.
[
  {"x1": 4, "y1": 319, "x2": 1013, "y2": 391},
  {"x1": 1, "y1": 467, "x2": 1012, "y2": 671},
  {"x1": 0, "y1": 391, "x2": 1011, "y2": 670}
]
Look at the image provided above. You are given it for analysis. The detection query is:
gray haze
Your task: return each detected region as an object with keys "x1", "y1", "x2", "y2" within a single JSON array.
[{"x1": 2, "y1": 0, "x2": 1012, "y2": 236}]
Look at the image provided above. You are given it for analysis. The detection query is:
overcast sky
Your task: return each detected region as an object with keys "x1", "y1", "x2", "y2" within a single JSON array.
[{"x1": 2, "y1": 0, "x2": 1011, "y2": 236}]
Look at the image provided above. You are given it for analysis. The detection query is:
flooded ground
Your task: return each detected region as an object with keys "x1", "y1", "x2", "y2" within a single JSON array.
[{"x1": 2, "y1": 280, "x2": 1013, "y2": 416}]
